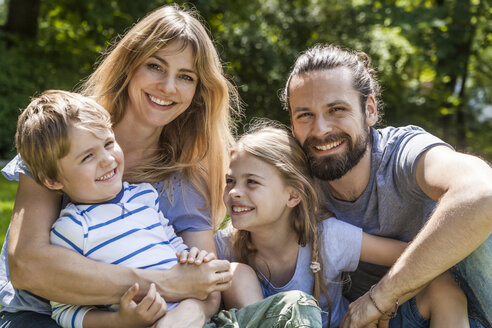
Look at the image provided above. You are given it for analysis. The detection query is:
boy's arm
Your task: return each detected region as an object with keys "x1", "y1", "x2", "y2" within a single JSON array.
[{"x1": 359, "y1": 233, "x2": 408, "y2": 267}]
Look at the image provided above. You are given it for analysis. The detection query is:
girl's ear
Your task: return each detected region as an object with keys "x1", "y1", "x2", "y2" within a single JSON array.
[
  {"x1": 286, "y1": 187, "x2": 302, "y2": 208},
  {"x1": 43, "y1": 179, "x2": 64, "y2": 191}
]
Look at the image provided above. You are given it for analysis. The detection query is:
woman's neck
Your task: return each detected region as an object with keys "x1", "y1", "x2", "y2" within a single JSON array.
[{"x1": 113, "y1": 116, "x2": 163, "y2": 171}]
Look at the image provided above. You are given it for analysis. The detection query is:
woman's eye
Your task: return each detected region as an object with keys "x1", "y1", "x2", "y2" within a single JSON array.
[
  {"x1": 180, "y1": 74, "x2": 194, "y2": 82},
  {"x1": 147, "y1": 63, "x2": 161, "y2": 71}
]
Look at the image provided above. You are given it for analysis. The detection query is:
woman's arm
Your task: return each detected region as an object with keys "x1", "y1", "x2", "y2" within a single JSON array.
[
  {"x1": 9, "y1": 174, "x2": 231, "y2": 304},
  {"x1": 359, "y1": 232, "x2": 408, "y2": 267}
]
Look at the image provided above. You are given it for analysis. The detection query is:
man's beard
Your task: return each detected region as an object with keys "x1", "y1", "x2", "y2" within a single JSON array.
[{"x1": 302, "y1": 130, "x2": 370, "y2": 181}]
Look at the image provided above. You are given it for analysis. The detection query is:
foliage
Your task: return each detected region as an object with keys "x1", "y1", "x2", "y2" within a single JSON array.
[
  {"x1": 0, "y1": 0, "x2": 490, "y2": 161},
  {"x1": 0, "y1": 169, "x2": 17, "y2": 246}
]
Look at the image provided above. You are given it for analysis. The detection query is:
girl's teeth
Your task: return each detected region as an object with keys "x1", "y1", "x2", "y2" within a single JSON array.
[
  {"x1": 315, "y1": 140, "x2": 342, "y2": 151},
  {"x1": 149, "y1": 95, "x2": 173, "y2": 106},
  {"x1": 96, "y1": 170, "x2": 115, "y2": 181},
  {"x1": 232, "y1": 206, "x2": 252, "y2": 213}
]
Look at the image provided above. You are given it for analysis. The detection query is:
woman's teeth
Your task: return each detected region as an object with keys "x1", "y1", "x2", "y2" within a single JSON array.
[{"x1": 149, "y1": 95, "x2": 173, "y2": 106}]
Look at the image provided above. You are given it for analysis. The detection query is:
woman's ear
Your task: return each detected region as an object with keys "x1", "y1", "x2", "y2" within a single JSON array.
[
  {"x1": 43, "y1": 179, "x2": 64, "y2": 191},
  {"x1": 286, "y1": 187, "x2": 302, "y2": 208}
]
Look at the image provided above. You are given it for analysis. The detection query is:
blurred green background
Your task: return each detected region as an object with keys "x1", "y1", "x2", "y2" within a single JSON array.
[{"x1": 0, "y1": 0, "x2": 491, "y2": 240}]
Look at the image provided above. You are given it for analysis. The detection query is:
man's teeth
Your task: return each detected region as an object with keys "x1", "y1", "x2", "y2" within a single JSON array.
[
  {"x1": 96, "y1": 170, "x2": 115, "y2": 181},
  {"x1": 232, "y1": 206, "x2": 252, "y2": 213},
  {"x1": 149, "y1": 95, "x2": 173, "y2": 106},
  {"x1": 315, "y1": 140, "x2": 342, "y2": 151}
]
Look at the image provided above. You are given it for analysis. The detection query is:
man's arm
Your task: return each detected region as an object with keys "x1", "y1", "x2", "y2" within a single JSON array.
[
  {"x1": 9, "y1": 174, "x2": 231, "y2": 304},
  {"x1": 341, "y1": 146, "x2": 492, "y2": 327}
]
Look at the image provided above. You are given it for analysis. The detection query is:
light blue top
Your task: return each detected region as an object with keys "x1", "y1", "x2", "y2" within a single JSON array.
[
  {"x1": 215, "y1": 218, "x2": 363, "y2": 328},
  {"x1": 0, "y1": 154, "x2": 212, "y2": 315},
  {"x1": 321, "y1": 125, "x2": 452, "y2": 296},
  {"x1": 50, "y1": 182, "x2": 187, "y2": 328}
]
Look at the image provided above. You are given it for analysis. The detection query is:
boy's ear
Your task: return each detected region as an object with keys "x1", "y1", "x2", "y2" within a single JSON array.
[
  {"x1": 286, "y1": 187, "x2": 302, "y2": 208},
  {"x1": 43, "y1": 179, "x2": 64, "y2": 191}
]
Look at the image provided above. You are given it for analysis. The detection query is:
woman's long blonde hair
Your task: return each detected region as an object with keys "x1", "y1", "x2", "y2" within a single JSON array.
[
  {"x1": 230, "y1": 121, "x2": 331, "y2": 325},
  {"x1": 79, "y1": 4, "x2": 240, "y2": 225}
]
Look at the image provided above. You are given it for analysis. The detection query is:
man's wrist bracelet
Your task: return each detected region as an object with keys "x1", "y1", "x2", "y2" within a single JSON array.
[{"x1": 368, "y1": 285, "x2": 399, "y2": 318}]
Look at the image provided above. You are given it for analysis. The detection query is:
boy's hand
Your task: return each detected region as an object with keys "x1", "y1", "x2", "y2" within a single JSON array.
[
  {"x1": 177, "y1": 247, "x2": 217, "y2": 265},
  {"x1": 118, "y1": 283, "x2": 167, "y2": 327}
]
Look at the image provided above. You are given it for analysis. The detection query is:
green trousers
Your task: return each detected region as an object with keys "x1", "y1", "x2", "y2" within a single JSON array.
[{"x1": 204, "y1": 290, "x2": 323, "y2": 328}]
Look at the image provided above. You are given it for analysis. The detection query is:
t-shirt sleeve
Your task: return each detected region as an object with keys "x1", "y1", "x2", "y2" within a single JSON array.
[
  {"x1": 51, "y1": 301, "x2": 96, "y2": 328},
  {"x1": 320, "y1": 218, "x2": 362, "y2": 273},
  {"x1": 1, "y1": 154, "x2": 33, "y2": 181},
  {"x1": 214, "y1": 226, "x2": 235, "y2": 261},
  {"x1": 157, "y1": 175, "x2": 212, "y2": 233},
  {"x1": 391, "y1": 126, "x2": 453, "y2": 198},
  {"x1": 50, "y1": 207, "x2": 86, "y2": 255}
]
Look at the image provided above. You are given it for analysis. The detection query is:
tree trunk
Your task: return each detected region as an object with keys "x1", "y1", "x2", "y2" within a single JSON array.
[{"x1": 4, "y1": 0, "x2": 41, "y2": 39}]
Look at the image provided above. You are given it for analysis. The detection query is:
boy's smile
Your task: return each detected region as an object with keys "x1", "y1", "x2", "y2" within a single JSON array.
[{"x1": 48, "y1": 126, "x2": 124, "y2": 204}]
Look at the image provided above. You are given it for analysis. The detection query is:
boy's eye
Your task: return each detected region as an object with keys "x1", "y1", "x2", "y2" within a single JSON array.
[
  {"x1": 105, "y1": 140, "x2": 114, "y2": 148},
  {"x1": 81, "y1": 153, "x2": 93, "y2": 163}
]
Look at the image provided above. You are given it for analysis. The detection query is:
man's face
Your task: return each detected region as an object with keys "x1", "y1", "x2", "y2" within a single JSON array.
[{"x1": 289, "y1": 67, "x2": 377, "y2": 181}]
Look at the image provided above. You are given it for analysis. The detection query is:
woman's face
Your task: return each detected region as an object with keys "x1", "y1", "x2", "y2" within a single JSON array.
[{"x1": 126, "y1": 40, "x2": 199, "y2": 129}]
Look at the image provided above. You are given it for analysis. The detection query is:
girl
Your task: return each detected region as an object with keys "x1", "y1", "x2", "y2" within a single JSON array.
[{"x1": 215, "y1": 123, "x2": 469, "y2": 328}]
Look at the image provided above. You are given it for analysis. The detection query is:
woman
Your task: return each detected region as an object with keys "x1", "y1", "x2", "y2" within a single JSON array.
[{"x1": 0, "y1": 4, "x2": 239, "y2": 327}]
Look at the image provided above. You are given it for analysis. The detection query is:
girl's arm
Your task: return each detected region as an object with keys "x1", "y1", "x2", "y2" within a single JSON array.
[
  {"x1": 359, "y1": 232, "x2": 408, "y2": 267},
  {"x1": 9, "y1": 174, "x2": 231, "y2": 304}
]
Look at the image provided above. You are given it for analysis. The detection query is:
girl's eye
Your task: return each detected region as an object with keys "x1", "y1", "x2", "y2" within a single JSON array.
[
  {"x1": 247, "y1": 179, "x2": 258, "y2": 185},
  {"x1": 225, "y1": 177, "x2": 234, "y2": 184}
]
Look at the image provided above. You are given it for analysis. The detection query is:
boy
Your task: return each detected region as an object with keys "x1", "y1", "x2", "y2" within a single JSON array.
[{"x1": 15, "y1": 90, "x2": 213, "y2": 328}]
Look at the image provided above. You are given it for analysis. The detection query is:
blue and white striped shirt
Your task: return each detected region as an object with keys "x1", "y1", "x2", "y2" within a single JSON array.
[{"x1": 50, "y1": 182, "x2": 188, "y2": 328}]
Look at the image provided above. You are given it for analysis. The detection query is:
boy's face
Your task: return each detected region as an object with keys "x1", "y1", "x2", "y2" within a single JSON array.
[{"x1": 48, "y1": 125, "x2": 124, "y2": 204}]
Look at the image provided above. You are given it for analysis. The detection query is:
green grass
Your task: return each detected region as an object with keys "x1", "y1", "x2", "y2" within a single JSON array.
[{"x1": 0, "y1": 169, "x2": 17, "y2": 246}]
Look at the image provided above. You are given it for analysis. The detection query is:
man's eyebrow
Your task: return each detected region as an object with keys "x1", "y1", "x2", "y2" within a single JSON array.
[
  {"x1": 150, "y1": 54, "x2": 197, "y2": 75},
  {"x1": 292, "y1": 101, "x2": 350, "y2": 113}
]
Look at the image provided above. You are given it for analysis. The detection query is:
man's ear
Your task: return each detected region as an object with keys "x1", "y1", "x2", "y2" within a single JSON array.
[
  {"x1": 43, "y1": 179, "x2": 64, "y2": 191},
  {"x1": 365, "y1": 95, "x2": 378, "y2": 127},
  {"x1": 286, "y1": 187, "x2": 302, "y2": 208}
]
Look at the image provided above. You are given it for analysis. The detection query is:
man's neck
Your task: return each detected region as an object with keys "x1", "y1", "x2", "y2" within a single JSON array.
[{"x1": 324, "y1": 144, "x2": 372, "y2": 202}]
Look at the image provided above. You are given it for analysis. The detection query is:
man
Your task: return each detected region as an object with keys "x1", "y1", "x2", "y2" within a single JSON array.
[{"x1": 282, "y1": 44, "x2": 492, "y2": 327}]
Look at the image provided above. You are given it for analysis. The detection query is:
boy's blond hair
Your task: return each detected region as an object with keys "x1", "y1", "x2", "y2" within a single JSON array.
[{"x1": 15, "y1": 90, "x2": 112, "y2": 186}]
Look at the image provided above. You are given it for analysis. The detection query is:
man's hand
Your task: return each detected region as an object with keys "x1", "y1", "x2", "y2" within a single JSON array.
[{"x1": 340, "y1": 291, "x2": 389, "y2": 328}]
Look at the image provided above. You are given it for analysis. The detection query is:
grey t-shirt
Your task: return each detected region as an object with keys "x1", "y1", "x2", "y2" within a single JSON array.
[
  {"x1": 215, "y1": 218, "x2": 362, "y2": 328},
  {"x1": 320, "y1": 125, "x2": 452, "y2": 300},
  {"x1": 0, "y1": 154, "x2": 212, "y2": 315}
]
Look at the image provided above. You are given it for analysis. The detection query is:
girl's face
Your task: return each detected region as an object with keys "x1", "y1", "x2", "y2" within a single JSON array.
[
  {"x1": 126, "y1": 40, "x2": 199, "y2": 130},
  {"x1": 224, "y1": 150, "x2": 298, "y2": 232}
]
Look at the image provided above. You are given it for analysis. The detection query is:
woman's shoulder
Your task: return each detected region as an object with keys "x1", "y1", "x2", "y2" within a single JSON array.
[{"x1": 1, "y1": 154, "x2": 33, "y2": 181}]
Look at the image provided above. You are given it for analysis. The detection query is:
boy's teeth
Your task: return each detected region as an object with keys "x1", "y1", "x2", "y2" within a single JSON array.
[
  {"x1": 232, "y1": 206, "x2": 252, "y2": 213},
  {"x1": 315, "y1": 140, "x2": 342, "y2": 151},
  {"x1": 96, "y1": 170, "x2": 115, "y2": 181},
  {"x1": 149, "y1": 95, "x2": 173, "y2": 106}
]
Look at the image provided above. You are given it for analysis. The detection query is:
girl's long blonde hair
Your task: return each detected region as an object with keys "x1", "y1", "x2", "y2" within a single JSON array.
[
  {"x1": 230, "y1": 121, "x2": 331, "y2": 325},
  {"x1": 78, "y1": 4, "x2": 240, "y2": 225}
]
